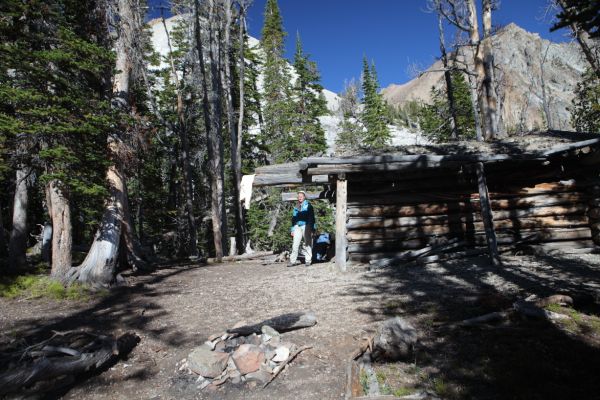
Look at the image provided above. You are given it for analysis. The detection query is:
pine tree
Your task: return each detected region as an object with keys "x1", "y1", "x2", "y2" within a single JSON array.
[
  {"x1": 335, "y1": 79, "x2": 363, "y2": 155},
  {"x1": 417, "y1": 71, "x2": 475, "y2": 141},
  {"x1": 571, "y1": 68, "x2": 600, "y2": 132},
  {"x1": 0, "y1": 0, "x2": 112, "y2": 274},
  {"x1": 290, "y1": 33, "x2": 328, "y2": 158},
  {"x1": 260, "y1": 0, "x2": 294, "y2": 163},
  {"x1": 361, "y1": 57, "x2": 391, "y2": 149}
]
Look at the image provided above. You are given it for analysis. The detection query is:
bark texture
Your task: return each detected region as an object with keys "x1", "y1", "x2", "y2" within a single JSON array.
[
  {"x1": 47, "y1": 180, "x2": 72, "y2": 279},
  {"x1": 75, "y1": 0, "x2": 147, "y2": 285},
  {"x1": 8, "y1": 165, "x2": 30, "y2": 269},
  {"x1": 194, "y1": 0, "x2": 227, "y2": 260}
]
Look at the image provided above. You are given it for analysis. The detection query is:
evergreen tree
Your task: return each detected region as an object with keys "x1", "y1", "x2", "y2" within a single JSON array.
[
  {"x1": 0, "y1": 0, "x2": 112, "y2": 273},
  {"x1": 290, "y1": 33, "x2": 328, "y2": 158},
  {"x1": 335, "y1": 79, "x2": 363, "y2": 155},
  {"x1": 417, "y1": 71, "x2": 475, "y2": 141},
  {"x1": 571, "y1": 68, "x2": 600, "y2": 132},
  {"x1": 552, "y1": 0, "x2": 600, "y2": 38},
  {"x1": 260, "y1": 0, "x2": 294, "y2": 163},
  {"x1": 361, "y1": 57, "x2": 391, "y2": 149}
]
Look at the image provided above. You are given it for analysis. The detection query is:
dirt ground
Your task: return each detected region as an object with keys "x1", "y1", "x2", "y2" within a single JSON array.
[{"x1": 2, "y1": 251, "x2": 600, "y2": 399}]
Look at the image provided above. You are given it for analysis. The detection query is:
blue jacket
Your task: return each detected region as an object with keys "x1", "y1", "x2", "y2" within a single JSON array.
[{"x1": 291, "y1": 200, "x2": 316, "y2": 231}]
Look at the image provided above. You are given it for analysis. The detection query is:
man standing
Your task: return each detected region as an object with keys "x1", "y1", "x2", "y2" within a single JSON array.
[{"x1": 289, "y1": 191, "x2": 315, "y2": 267}]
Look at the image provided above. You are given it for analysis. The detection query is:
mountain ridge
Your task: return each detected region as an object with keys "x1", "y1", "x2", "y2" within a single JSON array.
[{"x1": 381, "y1": 23, "x2": 587, "y2": 132}]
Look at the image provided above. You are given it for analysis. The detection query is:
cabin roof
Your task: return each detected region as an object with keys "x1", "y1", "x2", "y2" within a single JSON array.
[{"x1": 252, "y1": 131, "x2": 600, "y2": 187}]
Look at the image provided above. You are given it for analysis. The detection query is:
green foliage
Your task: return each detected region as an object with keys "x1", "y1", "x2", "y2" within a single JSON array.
[
  {"x1": 0, "y1": 0, "x2": 112, "y2": 240},
  {"x1": 0, "y1": 274, "x2": 94, "y2": 300},
  {"x1": 260, "y1": 0, "x2": 295, "y2": 163},
  {"x1": 571, "y1": 68, "x2": 600, "y2": 132},
  {"x1": 246, "y1": 189, "x2": 334, "y2": 253},
  {"x1": 552, "y1": 0, "x2": 600, "y2": 38},
  {"x1": 417, "y1": 71, "x2": 475, "y2": 141},
  {"x1": 290, "y1": 33, "x2": 328, "y2": 158},
  {"x1": 335, "y1": 79, "x2": 364, "y2": 155},
  {"x1": 361, "y1": 57, "x2": 391, "y2": 149},
  {"x1": 246, "y1": 189, "x2": 292, "y2": 252}
]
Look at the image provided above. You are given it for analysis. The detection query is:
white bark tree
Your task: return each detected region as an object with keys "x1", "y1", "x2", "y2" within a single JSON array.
[{"x1": 73, "y1": 0, "x2": 148, "y2": 285}]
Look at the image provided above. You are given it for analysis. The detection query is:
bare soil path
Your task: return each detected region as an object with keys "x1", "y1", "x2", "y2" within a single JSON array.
[{"x1": 2, "y1": 252, "x2": 600, "y2": 399}]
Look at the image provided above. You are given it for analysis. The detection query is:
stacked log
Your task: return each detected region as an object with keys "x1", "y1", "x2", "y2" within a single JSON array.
[
  {"x1": 587, "y1": 185, "x2": 600, "y2": 246},
  {"x1": 347, "y1": 179, "x2": 595, "y2": 262}
]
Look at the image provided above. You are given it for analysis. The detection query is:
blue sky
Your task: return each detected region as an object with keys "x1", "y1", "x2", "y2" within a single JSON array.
[{"x1": 148, "y1": 0, "x2": 571, "y2": 94}]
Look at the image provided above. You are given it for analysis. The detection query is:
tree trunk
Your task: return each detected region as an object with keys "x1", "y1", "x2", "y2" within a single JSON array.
[
  {"x1": 194, "y1": 0, "x2": 226, "y2": 260},
  {"x1": 46, "y1": 180, "x2": 72, "y2": 279},
  {"x1": 222, "y1": 0, "x2": 245, "y2": 255},
  {"x1": 0, "y1": 202, "x2": 7, "y2": 259},
  {"x1": 466, "y1": 0, "x2": 494, "y2": 140},
  {"x1": 436, "y1": 10, "x2": 458, "y2": 139},
  {"x1": 161, "y1": 14, "x2": 199, "y2": 257},
  {"x1": 8, "y1": 165, "x2": 29, "y2": 270},
  {"x1": 75, "y1": 0, "x2": 147, "y2": 285},
  {"x1": 481, "y1": 0, "x2": 501, "y2": 137}
]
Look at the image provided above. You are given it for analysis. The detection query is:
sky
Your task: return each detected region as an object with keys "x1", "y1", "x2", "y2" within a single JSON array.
[{"x1": 148, "y1": 0, "x2": 572, "y2": 94}]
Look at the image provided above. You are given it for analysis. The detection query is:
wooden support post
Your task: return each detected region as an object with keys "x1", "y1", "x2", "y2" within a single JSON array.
[
  {"x1": 475, "y1": 162, "x2": 501, "y2": 266},
  {"x1": 336, "y1": 174, "x2": 348, "y2": 272}
]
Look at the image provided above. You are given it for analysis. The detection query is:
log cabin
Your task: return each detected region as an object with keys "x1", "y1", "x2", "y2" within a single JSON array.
[{"x1": 247, "y1": 131, "x2": 600, "y2": 271}]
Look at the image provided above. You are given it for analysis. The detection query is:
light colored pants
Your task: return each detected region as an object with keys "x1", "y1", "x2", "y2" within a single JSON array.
[{"x1": 290, "y1": 225, "x2": 312, "y2": 264}]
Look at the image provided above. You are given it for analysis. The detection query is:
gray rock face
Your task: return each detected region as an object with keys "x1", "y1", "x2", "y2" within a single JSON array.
[
  {"x1": 188, "y1": 345, "x2": 230, "y2": 378},
  {"x1": 382, "y1": 23, "x2": 588, "y2": 132},
  {"x1": 372, "y1": 317, "x2": 418, "y2": 361}
]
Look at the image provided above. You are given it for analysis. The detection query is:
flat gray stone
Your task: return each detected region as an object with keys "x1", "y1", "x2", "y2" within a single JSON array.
[{"x1": 188, "y1": 345, "x2": 230, "y2": 378}]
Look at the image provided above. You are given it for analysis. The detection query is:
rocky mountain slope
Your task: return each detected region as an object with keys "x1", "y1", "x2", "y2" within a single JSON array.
[{"x1": 382, "y1": 23, "x2": 588, "y2": 132}]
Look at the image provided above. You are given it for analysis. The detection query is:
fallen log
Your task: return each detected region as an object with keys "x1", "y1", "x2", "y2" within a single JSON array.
[
  {"x1": 513, "y1": 300, "x2": 570, "y2": 321},
  {"x1": 0, "y1": 331, "x2": 140, "y2": 396},
  {"x1": 227, "y1": 312, "x2": 317, "y2": 336},
  {"x1": 458, "y1": 310, "x2": 511, "y2": 327},
  {"x1": 207, "y1": 250, "x2": 274, "y2": 263}
]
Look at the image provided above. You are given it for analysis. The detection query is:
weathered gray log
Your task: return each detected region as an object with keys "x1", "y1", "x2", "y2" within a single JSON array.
[
  {"x1": 513, "y1": 300, "x2": 570, "y2": 321},
  {"x1": 542, "y1": 136, "x2": 600, "y2": 157},
  {"x1": 459, "y1": 310, "x2": 510, "y2": 327},
  {"x1": 336, "y1": 175, "x2": 348, "y2": 272},
  {"x1": 347, "y1": 203, "x2": 587, "y2": 219},
  {"x1": 0, "y1": 332, "x2": 139, "y2": 396},
  {"x1": 281, "y1": 190, "x2": 333, "y2": 201},
  {"x1": 253, "y1": 173, "x2": 328, "y2": 186},
  {"x1": 347, "y1": 228, "x2": 592, "y2": 254},
  {"x1": 348, "y1": 214, "x2": 589, "y2": 230},
  {"x1": 226, "y1": 312, "x2": 317, "y2": 336},
  {"x1": 207, "y1": 250, "x2": 273, "y2": 263},
  {"x1": 368, "y1": 238, "x2": 462, "y2": 268}
]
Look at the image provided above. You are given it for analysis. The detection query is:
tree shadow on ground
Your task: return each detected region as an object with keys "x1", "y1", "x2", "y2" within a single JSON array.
[
  {"x1": 342, "y1": 253, "x2": 600, "y2": 399},
  {"x1": 0, "y1": 261, "x2": 215, "y2": 397}
]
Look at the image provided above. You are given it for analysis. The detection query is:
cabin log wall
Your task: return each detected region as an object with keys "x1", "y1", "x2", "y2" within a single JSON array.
[{"x1": 346, "y1": 174, "x2": 597, "y2": 263}]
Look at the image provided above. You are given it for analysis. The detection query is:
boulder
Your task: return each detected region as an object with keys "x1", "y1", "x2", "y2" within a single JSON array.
[
  {"x1": 232, "y1": 344, "x2": 265, "y2": 375},
  {"x1": 188, "y1": 345, "x2": 230, "y2": 378},
  {"x1": 371, "y1": 317, "x2": 418, "y2": 361}
]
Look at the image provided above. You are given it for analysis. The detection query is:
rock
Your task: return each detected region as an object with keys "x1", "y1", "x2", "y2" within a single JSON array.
[
  {"x1": 230, "y1": 370, "x2": 242, "y2": 385},
  {"x1": 214, "y1": 341, "x2": 225, "y2": 352},
  {"x1": 371, "y1": 317, "x2": 418, "y2": 361},
  {"x1": 188, "y1": 345, "x2": 230, "y2": 378},
  {"x1": 261, "y1": 325, "x2": 280, "y2": 343},
  {"x1": 245, "y1": 333, "x2": 262, "y2": 346},
  {"x1": 272, "y1": 346, "x2": 290, "y2": 362},
  {"x1": 245, "y1": 369, "x2": 271, "y2": 385},
  {"x1": 232, "y1": 344, "x2": 265, "y2": 375}
]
